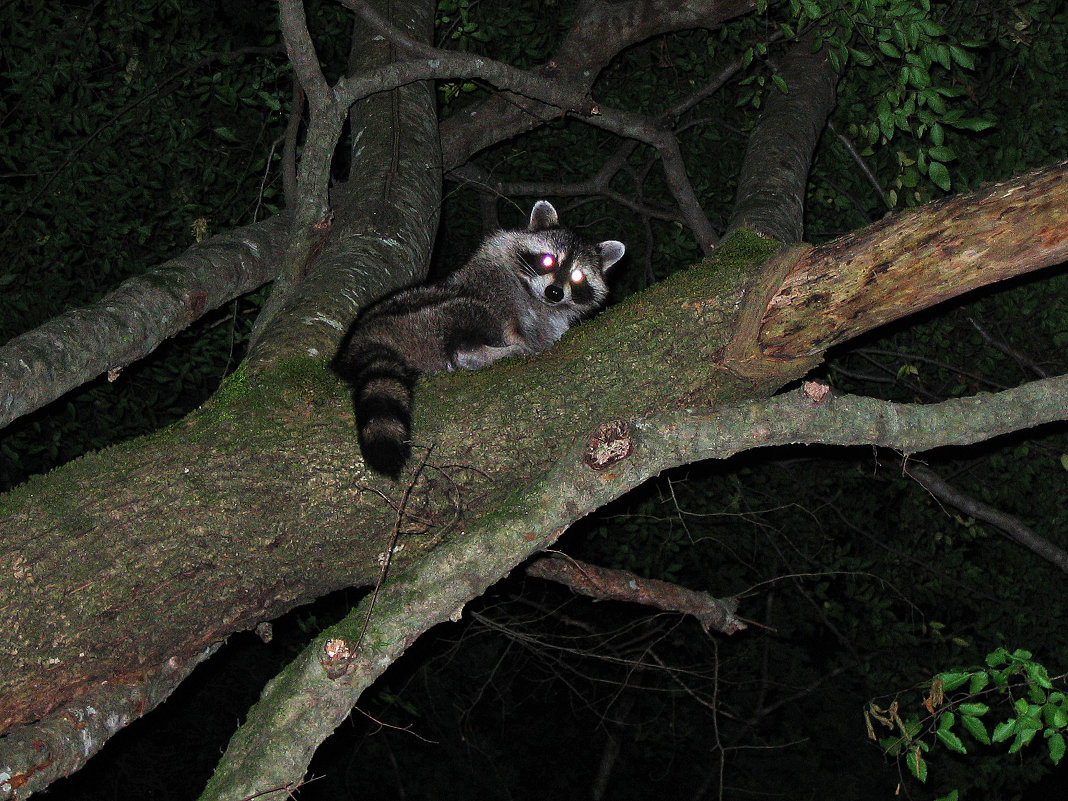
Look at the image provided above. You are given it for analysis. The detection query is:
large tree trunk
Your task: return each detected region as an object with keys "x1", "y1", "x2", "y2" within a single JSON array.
[{"x1": 3, "y1": 155, "x2": 1067, "y2": 798}]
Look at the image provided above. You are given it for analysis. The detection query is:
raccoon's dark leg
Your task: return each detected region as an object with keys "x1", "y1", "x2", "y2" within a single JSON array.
[
  {"x1": 333, "y1": 341, "x2": 416, "y2": 479},
  {"x1": 445, "y1": 302, "x2": 523, "y2": 371}
]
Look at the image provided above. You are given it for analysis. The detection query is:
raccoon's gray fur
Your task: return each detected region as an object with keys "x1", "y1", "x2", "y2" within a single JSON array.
[{"x1": 333, "y1": 201, "x2": 625, "y2": 478}]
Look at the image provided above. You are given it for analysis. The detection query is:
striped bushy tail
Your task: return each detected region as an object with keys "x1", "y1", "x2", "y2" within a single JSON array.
[{"x1": 334, "y1": 341, "x2": 417, "y2": 479}]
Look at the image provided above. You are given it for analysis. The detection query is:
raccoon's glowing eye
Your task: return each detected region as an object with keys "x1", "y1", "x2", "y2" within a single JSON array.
[
  {"x1": 540, "y1": 254, "x2": 556, "y2": 270},
  {"x1": 570, "y1": 268, "x2": 585, "y2": 283}
]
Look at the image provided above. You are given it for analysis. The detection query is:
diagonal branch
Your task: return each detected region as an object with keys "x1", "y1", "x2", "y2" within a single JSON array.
[
  {"x1": 902, "y1": 462, "x2": 1068, "y2": 573},
  {"x1": 0, "y1": 214, "x2": 289, "y2": 430},
  {"x1": 759, "y1": 159, "x2": 1068, "y2": 360},
  {"x1": 278, "y1": 0, "x2": 329, "y2": 105},
  {"x1": 526, "y1": 555, "x2": 744, "y2": 634},
  {"x1": 193, "y1": 373, "x2": 1068, "y2": 800}
]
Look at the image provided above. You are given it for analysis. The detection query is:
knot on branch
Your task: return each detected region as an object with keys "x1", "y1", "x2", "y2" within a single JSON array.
[
  {"x1": 321, "y1": 638, "x2": 356, "y2": 680},
  {"x1": 583, "y1": 419, "x2": 632, "y2": 471}
]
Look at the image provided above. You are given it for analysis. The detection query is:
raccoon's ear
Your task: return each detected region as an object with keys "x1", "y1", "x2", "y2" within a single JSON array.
[
  {"x1": 598, "y1": 240, "x2": 625, "y2": 271},
  {"x1": 528, "y1": 200, "x2": 559, "y2": 231}
]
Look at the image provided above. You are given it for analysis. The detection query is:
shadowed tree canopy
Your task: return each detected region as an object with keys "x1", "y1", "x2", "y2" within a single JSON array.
[{"x1": 1, "y1": 0, "x2": 1067, "y2": 799}]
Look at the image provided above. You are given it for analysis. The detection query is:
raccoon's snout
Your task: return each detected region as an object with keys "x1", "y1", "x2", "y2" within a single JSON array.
[{"x1": 544, "y1": 284, "x2": 565, "y2": 303}]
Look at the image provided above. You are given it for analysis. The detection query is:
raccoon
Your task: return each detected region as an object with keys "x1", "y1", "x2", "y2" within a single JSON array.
[{"x1": 332, "y1": 200, "x2": 625, "y2": 478}]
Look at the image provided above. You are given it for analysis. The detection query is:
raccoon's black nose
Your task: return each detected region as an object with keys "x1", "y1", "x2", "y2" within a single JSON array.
[{"x1": 544, "y1": 284, "x2": 564, "y2": 303}]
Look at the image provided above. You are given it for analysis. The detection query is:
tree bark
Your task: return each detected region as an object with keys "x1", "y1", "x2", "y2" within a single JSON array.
[
  {"x1": 3, "y1": 160, "x2": 1068, "y2": 796},
  {"x1": 0, "y1": 215, "x2": 289, "y2": 428},
  {"x1": 728, "y1": 33, "x2": 839, "y2": 243}
]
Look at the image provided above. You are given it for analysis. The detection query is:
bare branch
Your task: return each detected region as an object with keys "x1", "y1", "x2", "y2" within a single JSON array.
[
  {"x1": 439, "y1": 0, "x2": 758, "y2": 170},
  {"x1": 526, "y1": 555, "x2": 745, "y2": 635},
  {"x1": 332, "y1": 53, "x2": 596, "y2": 116},
  {"x1": 281, "y1": 76, "x2": 304, "y2": 206},
  {"x1": 968, "y1": 316, "x2": 1051, "y2": 379},
  {"x1": 903, "y1": 462, "x2": 1068, "y2": 573},
  {"x1": 339, "y1": 0, "x2": 438, "y2": 58},
  {"x1": 828, "y1": 119, "x2": 889, "y2": 209},
  {"x1": 278, "y1": 0, "x2": 329, "y2": 105},
  {"x1": 451, "y1": 145, "x2": 681, "y2": 224},
  {"x1": 342, "y1": 0, "x2": 717, "y2": 253},
  {"x1": 589, "y1": 106, "x2": 717, "y2": 252}
]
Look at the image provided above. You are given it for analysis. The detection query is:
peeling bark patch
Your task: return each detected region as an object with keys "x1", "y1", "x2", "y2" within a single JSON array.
[
  {"x1": 186, "y1": 290, "x2": 207, "y2": 319},
  {"x1": 3, "y1": 749, "x2": 53, "y2": 793},
  {"x1": 321, "y1": 638, "x2": 355, "y2": 679},
  {"x1": 583, "y1": 420, "x2": 632, "y2": 470},
  {"x1": 802, "y1": 381, "x2": 832, "y2": 404}
]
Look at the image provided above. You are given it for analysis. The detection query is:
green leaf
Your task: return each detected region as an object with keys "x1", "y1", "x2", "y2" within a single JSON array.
[
  {"x1": 986, "y1": 648, "x2": 1011, "y2": 667},
  {"x1": 948, "y1": 45, "x2": 975, "y2": 69},
  {"x1": 929, "y1": 161, "x2": 950, "y2": 191},
  {"x1": 936, "y1": 726, "x2": 967, "y2": 754},
  {"x1": 212, "y1": 126, "x2": 240, "y2": 142},
  {"x1": 959, "y1": 703, "x2": 989, "y2": 717},
  {"x1": 961, "y1": 714, "x2": 991, "y2": 745},
  {"x1": 1043, "y1": 703, "x2": 1067, "y2": 729},
  {"x1": 928, "y1": 145, "x2": 956, "y2": 162},
  {"x1": 1050, "y1": 732, "x2": 1067, "y2": 765},
  {"x1": 1027, "y1": 662, "x2": 1054, "y2": 689},
  {"x1": 1010, "y1": 726, "x2": 1039, "y2": 754},
  {"x1": 939, "y1": 672, "x2": 971, "y2": 691},
  {"x1": 929, "y1": 121, "x2": 945, "y2": 146},
  {"x1": 878, "y1": 40, "x2": 902, "y2": 58},
  {"x1": 969, "y1": 672, "x2": 990, "y2": 694},
  {"x1": 909, "y1": 747, "x2": 928, "y2": 782},
  {"x1": 992, "y1": 720, "x2": 1016, "y2": 742}
]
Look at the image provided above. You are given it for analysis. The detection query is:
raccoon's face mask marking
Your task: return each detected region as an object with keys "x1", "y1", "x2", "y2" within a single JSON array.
[{"x1": 523, "y1": 248, "x2": 595, "y2": 305}]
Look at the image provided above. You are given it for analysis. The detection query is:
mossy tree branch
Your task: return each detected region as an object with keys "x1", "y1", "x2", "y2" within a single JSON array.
[{"x1": 198, "y1": 370, "x2": 1068, "y2": 800}]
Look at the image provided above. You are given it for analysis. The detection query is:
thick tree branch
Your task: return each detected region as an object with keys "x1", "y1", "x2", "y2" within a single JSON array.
[
  {"x1": 728, "y1": 33, "x2": 839, "y2": 242},
  {"x1": 196, "y1": 374, "x2": 1068, "y2": 800},
  {"x1": 266, "y1": 0, "x2": 344, "y2": 295},
  {"x1": 0, "y1": 214, "x2": 289, "y2": 430},
  {"x1": 246, "y1": 0, "x2": 441, "y2": 369},
  {"x1": 0, "y1": 646, "x2": 221, "y2": 798},
  {"x1": 760, "y1": 159, "x2": 1068, "y2": 359}
]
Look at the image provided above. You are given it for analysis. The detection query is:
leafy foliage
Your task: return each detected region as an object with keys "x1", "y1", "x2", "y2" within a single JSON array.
[{"x1": 869, "y1": 648, "x2": 1068, "y2": 798}]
